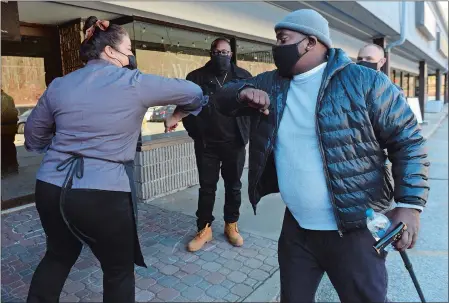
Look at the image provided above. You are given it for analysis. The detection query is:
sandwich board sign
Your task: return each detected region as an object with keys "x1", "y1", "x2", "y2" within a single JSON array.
[{"x1": 407, "y1": 98, "x2": 423, "y2": 124}]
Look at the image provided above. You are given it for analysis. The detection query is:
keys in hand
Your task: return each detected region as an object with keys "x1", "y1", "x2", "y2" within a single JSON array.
[{"x1": 238, "y1": 88, "x2": 270, "y2": 115}]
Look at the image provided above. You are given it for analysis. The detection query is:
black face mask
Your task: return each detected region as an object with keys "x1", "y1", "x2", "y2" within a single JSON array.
[
  {"x1": 272, "y1": 37, "x2": 308, "y2": 77},
  {"x1": 115, "y1": 49, "x2": 138, "y2": 70},
  {"x1": 211, "y1": 55, "x2": 231, "y2": 74},
  {"x1": 357, "y1": 61, "x2": 379, "y2": 71}
]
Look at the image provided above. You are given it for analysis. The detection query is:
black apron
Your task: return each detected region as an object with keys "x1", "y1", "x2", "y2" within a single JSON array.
[{"x1": 55, "y1": 151, "x2": 147, "y2": 267}]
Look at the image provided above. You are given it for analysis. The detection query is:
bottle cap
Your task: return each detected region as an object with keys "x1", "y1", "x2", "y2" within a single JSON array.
[{"x1": 365, "y1": 208, "x2": 374, "y2": 218}]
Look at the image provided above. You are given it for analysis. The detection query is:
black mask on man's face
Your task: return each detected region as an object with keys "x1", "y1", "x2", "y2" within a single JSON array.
[
  {"x1": 272, "y1": 37, "x2": 308, "y2": 77},
  {"x1": 357, "y1": 61, "x2": 379, "y2": 71},
  {"x1": 211, "y1": 55, "x2": 231, "y2": 74},
  {"x1": 115, "y1": 49, "x2": 138, "y2": 70}
]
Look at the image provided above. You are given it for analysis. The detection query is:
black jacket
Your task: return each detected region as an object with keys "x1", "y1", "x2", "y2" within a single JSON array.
[
  {"x1": 183, "y1": 61, "x2": 252, "y2": 145},
  {"x1": 213, "y1": 48, "x2": 430, "y2": 232}
]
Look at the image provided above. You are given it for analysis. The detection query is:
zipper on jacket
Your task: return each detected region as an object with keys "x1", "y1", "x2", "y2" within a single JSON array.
[
  {"x1": 315, "y1": 77, "x2": 344, "y2": 238},
  {"x1": 252, "y1": 78, "x2": 288, "y2": 206}
]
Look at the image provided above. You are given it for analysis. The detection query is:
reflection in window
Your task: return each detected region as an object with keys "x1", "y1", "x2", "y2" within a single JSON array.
[
  {"x1": 236, "y1": 40, "x2": 276, "y2": 76},
  {"x1": 408, "y1": 75, "x2": 416, "y2": 98},
  {"x1": 393, "y1": 70, "x2": 401, "y2": 87},
  {"x1": 1, "y1": 56, "x2": 46, "y2": 147},
  {"x1": 428, "y1": 75, "x2": 436, "y2": 98},
  {"x1": 403, "y1": 74, "x2": 409, "y2": 97}
]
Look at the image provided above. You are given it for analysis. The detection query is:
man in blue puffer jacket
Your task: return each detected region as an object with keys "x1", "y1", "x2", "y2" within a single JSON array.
[{"x1": 213, "y1": 9, "x2": 429, "y2": 303}]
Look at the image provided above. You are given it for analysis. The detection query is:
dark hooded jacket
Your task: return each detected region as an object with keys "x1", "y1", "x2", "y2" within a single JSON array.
[{"x1": 212, "y1": 48, "x2": 430, "y2": 232}]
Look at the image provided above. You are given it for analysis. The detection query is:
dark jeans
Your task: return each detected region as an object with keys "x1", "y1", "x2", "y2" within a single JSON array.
[
  {"x1": 1, "y1": 134, "x2": 18, "y2": 176},
  {"x1": 27, "y1": 181, "x2": 137, "y2": 303},
  {"x1": 194, "y1": 141, "x2": 246, "y2": 230},
  {"x1": 278, "y1": 209, "x2": 388, "y2": 303}
]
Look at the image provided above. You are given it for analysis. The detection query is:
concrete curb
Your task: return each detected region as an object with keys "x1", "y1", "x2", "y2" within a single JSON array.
[{"x1": 243, "y1": 270, "x2": 280, "y2": 302}]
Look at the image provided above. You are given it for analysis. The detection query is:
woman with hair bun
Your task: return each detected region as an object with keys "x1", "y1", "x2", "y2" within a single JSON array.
[{"x1": 25, "y1": 16, "x2": 207, "y2": 302}]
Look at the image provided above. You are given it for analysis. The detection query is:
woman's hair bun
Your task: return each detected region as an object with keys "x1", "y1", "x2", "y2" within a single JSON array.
[{"x1": 83, "y1": 16, "x2": 99, "y2": 34}]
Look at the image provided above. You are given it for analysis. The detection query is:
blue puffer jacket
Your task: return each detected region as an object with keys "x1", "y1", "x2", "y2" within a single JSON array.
[{"x1": 213, "y1": 48, "x2": 430, "y2": 233}]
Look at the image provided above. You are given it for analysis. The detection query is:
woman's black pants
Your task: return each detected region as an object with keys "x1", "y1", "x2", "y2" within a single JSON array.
[{"x1": 27, "y1": 180, "x2": 137, "y2": 303}]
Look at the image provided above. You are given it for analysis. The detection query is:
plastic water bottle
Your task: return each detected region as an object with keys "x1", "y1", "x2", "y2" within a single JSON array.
[{"x1": 366, "y1": 208, "x2": 391, "y2": 241}]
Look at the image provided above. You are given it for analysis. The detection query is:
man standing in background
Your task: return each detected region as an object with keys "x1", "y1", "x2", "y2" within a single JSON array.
[
  {"x1": 1, "y1": 89, "x2": 19, "y2": 177},
  {"x1": 357, "y1": 43, "x2": 387, "y2": 71},
  {"x1": 183, "y1": 38, "x2": 252, "y2": 252},
  {"x1": 357, "y1": 43, "x2": 405, "y2": 95}
]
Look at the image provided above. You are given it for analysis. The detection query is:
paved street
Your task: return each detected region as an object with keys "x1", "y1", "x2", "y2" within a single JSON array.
[
  {"x1": 2, "y1": 204, "x2": 279, "y2": 302},
  {"x1": 2, "y1": 115, "x2": 447, "y2": 302}
]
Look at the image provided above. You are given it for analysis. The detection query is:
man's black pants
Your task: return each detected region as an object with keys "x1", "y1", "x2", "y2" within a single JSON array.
[
  {"x1": 27, "y1": 181, "x2": 136, "y2": 303},
  {"x1": 194, "y1": 141, "x2": 246, "y2": 230},
  {"x1": 278, "y1": 209, "x2": 388, "y2": 303}
]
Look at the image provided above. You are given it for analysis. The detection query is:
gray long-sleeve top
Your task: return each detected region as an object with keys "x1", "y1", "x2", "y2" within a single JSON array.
[{"x1": 25, "y1": 59, "x2": 206, "y2": 192}]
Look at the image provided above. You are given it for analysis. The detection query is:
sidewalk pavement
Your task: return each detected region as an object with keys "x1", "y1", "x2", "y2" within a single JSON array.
[{"x1": 1, "y1": 105, "x2": 448, "y2": 302}]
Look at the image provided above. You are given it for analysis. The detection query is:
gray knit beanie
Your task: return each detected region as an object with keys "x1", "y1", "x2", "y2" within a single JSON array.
[{"x1": 274, "y1": 9, "x2": 332, "y2": 49}]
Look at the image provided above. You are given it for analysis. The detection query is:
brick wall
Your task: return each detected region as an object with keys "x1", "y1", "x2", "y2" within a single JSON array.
[
  {"x1": 134, "y1": 140, "x2": 198, "y2": 202},
  {"x1": 134, "y1": 138, "x2": 249, "y2": 203}
]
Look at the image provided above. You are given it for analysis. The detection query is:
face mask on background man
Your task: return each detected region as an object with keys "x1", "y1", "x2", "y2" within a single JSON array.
[
  {"x1": 357, "y1": 61, "x2": 379, "y2": 71},
  {"x1": 211, "y1": 55, "x2": 231, "y2": 74}
]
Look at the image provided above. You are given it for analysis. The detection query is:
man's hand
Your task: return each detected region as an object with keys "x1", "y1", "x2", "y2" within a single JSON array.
[
  {"x1": 386, "y1": 208, "x2": 421, "y2": 251},
  {"x1": 238, "y1": 88, "x2": 270, "y2": 115},
  {"x1": 164, "y1": 108, "x2": 188, "y2": 133}
]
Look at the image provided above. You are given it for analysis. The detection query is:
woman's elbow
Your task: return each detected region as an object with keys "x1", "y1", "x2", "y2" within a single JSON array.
[{"x1": 188, "y1": 82, "x2": 203, "y2": 100}]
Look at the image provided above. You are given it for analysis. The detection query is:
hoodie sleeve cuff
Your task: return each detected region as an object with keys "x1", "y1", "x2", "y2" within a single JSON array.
[{"x1": 395, "y1": 202, "x2": 424, "y2": 213}]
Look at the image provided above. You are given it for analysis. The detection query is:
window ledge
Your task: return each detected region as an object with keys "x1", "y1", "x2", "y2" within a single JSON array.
[{"x1": 138, "y1": 131, "x2": 193, "y2": 151}]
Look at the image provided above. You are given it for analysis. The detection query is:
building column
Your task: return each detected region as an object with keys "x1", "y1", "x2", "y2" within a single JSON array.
[
  {"x1": 59, "y1": 18, "x2": 84, "y2": 75},
  {"x1": 419, "y1": 61, "x2": 428, "y2": 121},
  {"x1": 373, "y1": 37, "x2": 389, "y2": 75},
  {"x1": 400, "y1": 71, "x2": 404, "y2": 89},
  {"x1": 230, "y1": 37, "x2": 237, "y2": 65},
  {"x1": 444, "y1": 73, "x2": 448, "y2": 104},
  {"x1": 406, "y1": 73, "x2": 410, "y2": 97},
  {"x1": 435, "y1": 69, "x2": 441, "y2": 101}
]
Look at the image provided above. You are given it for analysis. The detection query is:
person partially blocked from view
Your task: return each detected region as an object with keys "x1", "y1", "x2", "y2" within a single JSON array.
[
  {"x1": 357, "y1": 43, "x2": 405, "y2": 96},
  {"x1": 25, "y1": 16, "x2": 207, "y2": 303},
  {"x1": 1, "y1": 89, "x2": 19, "y2": 177},
  {"x1": 182, "y1": 38, "x2": 252, "y2": 252},
  {"x1": 213, "y1": 9, "x2": 429, "y2": 302},
  {"x1": 357, "y1": 43, "x2": 387, "y2": 71}
]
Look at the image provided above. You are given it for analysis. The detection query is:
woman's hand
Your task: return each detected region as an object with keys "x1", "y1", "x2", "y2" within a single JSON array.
[
  {"x1": 164, "y1": 108, "x2": 189, "y2": 133},
  {"x1": 164, "y1": 115, "x2": 178, "y2": 133}
]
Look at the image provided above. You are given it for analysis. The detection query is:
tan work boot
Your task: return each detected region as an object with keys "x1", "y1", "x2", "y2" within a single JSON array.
[
  {"x1": 187, "y1": 224, "x2": 213, "y2": 252},
  {"x1": 224, "y1": 222, "x2": 244, "y2": 247}
]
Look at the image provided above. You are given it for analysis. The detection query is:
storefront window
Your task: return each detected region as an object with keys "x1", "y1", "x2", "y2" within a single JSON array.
[
  {"x1": 393, "y1": 70, "x2": 401, "y2": 87},
  {"x1": 415, "y1": 76, "x2": 420, "y2": 97},
  {"x1": 124, "y1": 21, "x2": 276, "y2": 140},
  {"x1": 1, "y1": 56, "x2": 46, "y2": 144},
  {"x1": 428, "y1": 75, "x2": 436, "y2": 98},
  {"x1": 125, "y1": 21, "x2": 224, "y2": 139},
  {"x1": 1, "y1": 56, "x2": 46, "y2": 109},
  {"x1": 403, "y1": 74, "x2": 409, "y2": 97},
  {"x1": 236, "y1": 40, "x2": 275, "y2": 75},
  {"x1": 408, "y1": 75, "x2": 415, "y2": 98}
]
